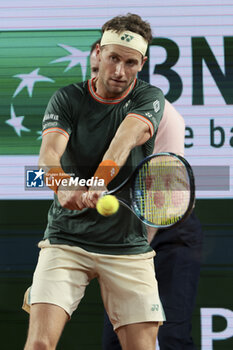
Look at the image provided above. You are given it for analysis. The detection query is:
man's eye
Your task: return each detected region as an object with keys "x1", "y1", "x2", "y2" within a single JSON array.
[
  {"x1": 127, "y1": 61, "x2": 135, "y2": 66},
  {"x1": 110, "y1": 56, "x2": 118, "y2": 62}
]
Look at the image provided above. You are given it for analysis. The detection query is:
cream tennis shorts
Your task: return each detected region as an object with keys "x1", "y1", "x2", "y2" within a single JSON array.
[{"x1": 23, "y1": 239, "x2": 165, "y2": 330}]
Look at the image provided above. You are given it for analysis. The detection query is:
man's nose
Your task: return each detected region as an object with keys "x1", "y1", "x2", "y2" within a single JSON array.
[{"x1": 115, "y1": 62, "x2": 125, "y2": 76}]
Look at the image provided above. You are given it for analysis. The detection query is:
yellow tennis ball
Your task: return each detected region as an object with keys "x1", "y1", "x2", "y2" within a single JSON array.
[{"x1": 96, "y1": 195, "x2": 119, "y2": 216}]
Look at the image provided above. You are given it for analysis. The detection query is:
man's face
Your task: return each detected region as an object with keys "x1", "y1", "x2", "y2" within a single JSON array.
[
  {"x1": 90, "y1": 48, "x2": 99, "y2": 78},
  {"x1": 96, "y1": 44, "x2": 147, "y2": 98}
]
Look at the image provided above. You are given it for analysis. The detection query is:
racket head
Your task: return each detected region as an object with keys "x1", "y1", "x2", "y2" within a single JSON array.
[{"x1": 130, "y1": 152, "x2": 195, "y2": 228}]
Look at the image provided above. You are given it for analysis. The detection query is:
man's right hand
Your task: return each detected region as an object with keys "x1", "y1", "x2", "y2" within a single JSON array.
[{"x1": 57, "y1": 184, "x2": 88, "y2": 210}]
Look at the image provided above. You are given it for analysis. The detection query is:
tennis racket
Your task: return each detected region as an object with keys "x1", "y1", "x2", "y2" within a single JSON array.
[{"x1": 104, "y1": 152, "x2": 195, "y2": 228}]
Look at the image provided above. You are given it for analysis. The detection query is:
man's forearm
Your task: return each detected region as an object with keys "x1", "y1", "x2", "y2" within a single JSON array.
[{"x1": 38, "y1": 148, "x2": 62, "y2": 173}]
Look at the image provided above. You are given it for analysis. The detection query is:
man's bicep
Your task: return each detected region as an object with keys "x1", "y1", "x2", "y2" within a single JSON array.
[{"x1": 124, "y1": 115, "x2": 151, "y2": 145}]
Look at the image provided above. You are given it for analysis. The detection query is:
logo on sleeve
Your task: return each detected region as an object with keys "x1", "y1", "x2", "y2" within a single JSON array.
[
  {"x1": 153, "y1": 100, "x2": 160, "y2": 113},
  {"x1": 43, "y1": 114, "x2": 59, "y2": 122}
]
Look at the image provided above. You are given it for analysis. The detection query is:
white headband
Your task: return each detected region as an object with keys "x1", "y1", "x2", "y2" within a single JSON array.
[{"x1": 100, "y1": 30, "x2": 148, "y2": 56}]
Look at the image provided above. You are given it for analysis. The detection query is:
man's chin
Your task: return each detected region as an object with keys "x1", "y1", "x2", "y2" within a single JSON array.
[{"x1": 108, "y1": 83, "x2": 128, "y2": 96}]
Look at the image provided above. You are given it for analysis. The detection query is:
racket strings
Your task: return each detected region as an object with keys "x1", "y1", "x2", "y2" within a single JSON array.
[{"x1": 134, "y1": 155, "x2": 191, "y2": 226}]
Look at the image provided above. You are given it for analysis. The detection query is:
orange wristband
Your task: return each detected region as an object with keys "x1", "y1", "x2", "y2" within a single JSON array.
[
  {"x1": 44, "y1": 167, "x2": 71, "y2": 194},
  {"x1": 94, "y1": 160, "x2": 120, "y2": 186}
]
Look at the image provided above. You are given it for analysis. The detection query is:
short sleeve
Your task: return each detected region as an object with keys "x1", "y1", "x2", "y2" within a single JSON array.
[
  {"x1": 127, "y1": 85, "x2": 165, "y2": 137},
  {"x1": 42, "y1": 88, "x2": 73, "y2": 140}
]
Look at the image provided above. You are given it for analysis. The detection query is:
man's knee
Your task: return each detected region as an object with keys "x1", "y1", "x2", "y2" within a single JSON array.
[{"x1": 117, "y1": 322, "x2": 158, "y2": 350}]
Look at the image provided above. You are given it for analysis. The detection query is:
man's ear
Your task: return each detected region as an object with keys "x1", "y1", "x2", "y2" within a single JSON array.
[
  {"x1": 96, "y1": 43, "x2": 101, "y2": 57},
  {"x1": 138, "y1": 56, "x2": 147, "y2": 72}
]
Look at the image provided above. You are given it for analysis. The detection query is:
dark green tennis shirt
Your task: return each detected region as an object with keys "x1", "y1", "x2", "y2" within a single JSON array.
[{"x1": 41, "y1": 78, "x2": 165, "y2": 255}]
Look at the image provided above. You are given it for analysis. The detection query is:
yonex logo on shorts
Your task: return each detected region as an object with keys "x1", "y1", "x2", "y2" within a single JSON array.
[
  {"x1": 151, "y1": 304, "x2": 159, "y2": 311},
  {"x1": 121, "y1": 33, "x2": 134, "y2": 42}
]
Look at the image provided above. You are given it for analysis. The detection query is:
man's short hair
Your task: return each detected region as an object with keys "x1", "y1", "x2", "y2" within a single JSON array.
[{"x1": 101, "y1": 13, "x2": 152, "y2": 44}]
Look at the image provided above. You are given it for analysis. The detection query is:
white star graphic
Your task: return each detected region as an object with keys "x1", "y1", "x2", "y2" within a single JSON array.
[
  {"x1": 13, "y1": 68, "x2": 54, "y2": 98},
  {"x1": 5, "y1": 105, "x2": 30, "y2": 137},
  {"x1": 36, "y1": 130, "x2": 42, "y2": 140},
  {"x1": 34, "y1": 168, "x2": 45, "y2": 181},
  {"x1": 50, "y1": 44, "x2": 90, "y2": 79}
]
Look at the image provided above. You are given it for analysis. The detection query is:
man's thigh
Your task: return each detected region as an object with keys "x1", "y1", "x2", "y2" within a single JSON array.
[
  {"x1": 97, "y1": 250, "x2": 165, "y2": 331},
  {"x1": 29, "y1": 240, "x2": 96, "y2": 317},
  {"x1": 24, "y1": 303, "x2": 68, "y2": 349}
]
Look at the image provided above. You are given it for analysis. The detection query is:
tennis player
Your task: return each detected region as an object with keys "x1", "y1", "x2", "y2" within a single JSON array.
[
  {"x1": 23, "y1": 14, "x2": 166, "y2": 350},
  {"x1": 89, "y1": 42, "x2": 203, "y2": 349}
]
